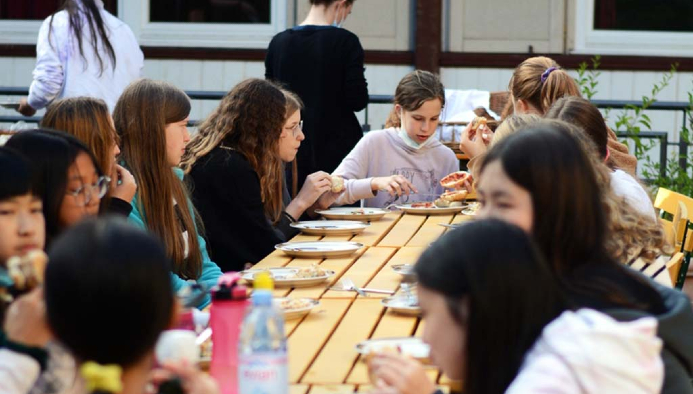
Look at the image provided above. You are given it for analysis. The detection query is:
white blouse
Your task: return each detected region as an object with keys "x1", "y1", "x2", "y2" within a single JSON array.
[{"x1": 27, "y1": 0, "x2": 143, "y2": 113}]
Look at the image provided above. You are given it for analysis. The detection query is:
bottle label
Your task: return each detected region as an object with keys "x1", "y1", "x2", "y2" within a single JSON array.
[{"x1": 239, "y1": 353, "x2": 288, "y2": 394}]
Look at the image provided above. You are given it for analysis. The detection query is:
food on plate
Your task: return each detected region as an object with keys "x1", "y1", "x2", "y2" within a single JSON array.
[
  {"x1": 351, "y1": 208, "x2": 366, "y2": 215},
  {"x1": 331, "y1": 175, "x2": 345, "y2": 193},
  {"x1": 440, "y1": 171, "x2": 473, "y2": 190},
  {"x1": 434, "y1": 199, "x2": 464, "y2": 208},
  {"x1": 279, "y1": 298, "x2": 314, "y2": 311},
  {"x1": 410, "y1": 202, "x2": 435, "y2": 209},
  {"x1": 6, "y1": 249, "x2": 48, "y2": 291},
  {"x1": 294, "y1": 264, "x2": 327, "y2": 278},
  {"x1": 440, "y1": 189, "x2": 468, "y2": 202}
]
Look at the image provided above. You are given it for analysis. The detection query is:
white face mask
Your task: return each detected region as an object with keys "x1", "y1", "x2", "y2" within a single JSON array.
[
  {"x1": 331, "y1": 2, "x2": 345, "y2": 28},
  {"x1": 398, "y1": 110, "x2": 433, "y2": 150}
]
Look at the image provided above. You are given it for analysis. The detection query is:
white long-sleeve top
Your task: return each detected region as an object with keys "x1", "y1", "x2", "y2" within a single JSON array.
[
  {"x1": 0, "y1": 349, "x2": 41, "y2": 394},
  {"x1": 28, "y1": 0, "x2": 143, "y2": 113}
]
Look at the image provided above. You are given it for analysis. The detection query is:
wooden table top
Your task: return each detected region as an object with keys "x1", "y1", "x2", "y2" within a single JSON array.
[{"x1": 251, "y1": 210, "x2": 473, "y2": 393}]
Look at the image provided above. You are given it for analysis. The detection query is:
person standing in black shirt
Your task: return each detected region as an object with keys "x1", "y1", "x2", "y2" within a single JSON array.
[{"x1": 265, "y1": 0, "x2": 368, "y2": 191}]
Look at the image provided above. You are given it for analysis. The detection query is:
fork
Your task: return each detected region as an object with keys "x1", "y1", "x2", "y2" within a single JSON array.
[
  {"x1": 330, "y1": 278, "x2": 395, "y2": 295},
  {"x1": 342, "y1": 278, "x2": 368, "y2": 297}
]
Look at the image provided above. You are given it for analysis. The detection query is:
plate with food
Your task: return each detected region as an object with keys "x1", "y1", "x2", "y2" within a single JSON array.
[
  {"x1": 275, "y1": 241, "x2": 363, "y2": 258},
  {"x1": 382, "y1": 296, "x2": 420, "y2": 316},
  {"x1": 275, "y1": 297, "x2": 320, "y2": 320},
  {"x1": 396, "y1": 201, "x2": 466, "y2": 215},
  {"x1": 315, "y1": 207, "x2": 389, "y2": 222},
  {"x1": 241, "y1": 266, "x2": 335, "y2": 287},
  {"x1": 356, "y1": 337, "x2": 430, "y2": 364},
  {"x1": 290, "y1": 220, "x2": 369, "y2": 236}
]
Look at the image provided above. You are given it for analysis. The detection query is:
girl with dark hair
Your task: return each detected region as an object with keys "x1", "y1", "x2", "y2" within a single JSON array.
[
  {"x1": 18, "y1": 0, "x2": 143, "y2": 116},
  {"x1": 181, "y1": 79, "x2": 338, "y2": 271},
  {"x1": 5, "y1": 129, "x2": 107, "y2": 248},
  {"x1": 265, "y1": 0, "x2": 368, "y2": 191},
  {"x1": 475, "y1": 122, "x2": 693, "y2": 393},
  {"x1": 114, "y1": 79, "x2": 221, "y2": 309},
  {"x1": 331, "y1": 70, "x2": 459, "y2": 208},
  {"x1": 41, "y1": 97, "x2": 138, "y2": 217},
  {"x1": 42, "y1": 217, "x2": 217, "y2": 394},
  {"x1": 369, "y1": 220, "x2": 664, "y2": 394}
]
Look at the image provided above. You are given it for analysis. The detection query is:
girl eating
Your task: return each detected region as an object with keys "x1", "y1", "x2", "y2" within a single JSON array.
[
  {"x1": 332, "y1": 70, "x2": 459, "y2": 208},
  {"x1": 181, "y1": 79, "x2": 337, "y2": 271}
]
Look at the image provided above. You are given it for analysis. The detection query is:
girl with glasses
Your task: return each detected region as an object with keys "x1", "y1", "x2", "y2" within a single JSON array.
[
  {"x1": 5, "y1": 129, "x2": 105, "y2": 248},
  {"x1": 181, "y1": 79, "x2": 339, "y2": 272},
  {"x1": 113, "y1": 79, "x2": 221, "y2": 309}
]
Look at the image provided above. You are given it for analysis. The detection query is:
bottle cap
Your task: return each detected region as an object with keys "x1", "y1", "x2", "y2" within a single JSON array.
[{"x1": 253, "y1": 271, "x2": 274, "y2": 291}]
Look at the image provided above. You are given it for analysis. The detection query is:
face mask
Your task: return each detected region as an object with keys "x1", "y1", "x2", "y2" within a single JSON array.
[
  {"x1": 331, "y1": 3, "x2": 345, "y2": 27},
  {"x1": 398, "y1": 110, "x2": 433, "y2": 150}
]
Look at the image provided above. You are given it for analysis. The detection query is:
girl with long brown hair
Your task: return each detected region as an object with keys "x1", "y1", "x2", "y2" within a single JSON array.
[
  {"x1": 41, "y1": 97, "x2": 137, "y2": 217},
  {"x1": 181, "y1": 79, "x2": 337, "y2": 272},
  {"x1": 113, "y1": 79, "x2": 221, "y2": 309}
]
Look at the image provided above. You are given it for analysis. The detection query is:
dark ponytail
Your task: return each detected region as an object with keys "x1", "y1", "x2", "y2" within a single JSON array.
[{"x1": 49, "y1": 0, "x2": 117, "y2": 75}]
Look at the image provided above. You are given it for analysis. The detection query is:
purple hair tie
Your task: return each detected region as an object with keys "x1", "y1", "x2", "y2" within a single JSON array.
[{"x1": 541, "y1": 67, "x2": 557, "y2": 83}]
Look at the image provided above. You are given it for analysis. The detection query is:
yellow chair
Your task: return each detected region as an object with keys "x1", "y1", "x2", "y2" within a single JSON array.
[
  {"x1": 655, "y1": 187, "x2": 693, "y2": 288},
  {"x1": 667, "y1": 252, "x2": 686, "y2": 287}
]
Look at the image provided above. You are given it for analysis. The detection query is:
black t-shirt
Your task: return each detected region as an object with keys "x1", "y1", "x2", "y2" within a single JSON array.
[{"x1": 265, "y1": 26, "x2": 368, "y2": 187}]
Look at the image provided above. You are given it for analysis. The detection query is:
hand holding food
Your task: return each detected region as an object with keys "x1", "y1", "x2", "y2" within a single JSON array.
[
  {"x1": 459, "y1": 117, "x2": 491, "y2": 159},
  {"x1": 330, "y1": 175, "x2": 345, "y2": 193},
  {"x1": 371, "y1": 175, "x2": 417, "y2": 197},
  {"x1": 6, "y1": 249, "x2": 48, "y2": 292},
  {"x1": 3, "y1": 288, "x2": 52, "y2": 347},
  {"x1": 440, "y1": 171, "x2": 473, "y2": 190},
  {"x1": 367, "y1": 352, "x2": 436, "y2": 394}
]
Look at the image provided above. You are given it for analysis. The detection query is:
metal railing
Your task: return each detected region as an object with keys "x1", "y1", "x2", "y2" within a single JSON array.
[{"x1": 1, "y1": 87, "x2": 689, "y2": 177}]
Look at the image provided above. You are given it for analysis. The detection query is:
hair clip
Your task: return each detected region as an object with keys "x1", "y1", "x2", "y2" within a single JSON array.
[
  {"x1": 540, "y1": 67, "x2": 557, "y2": 83},
  {"x1": 81, "y1": 361, "x2": 123, "y2": 393}
]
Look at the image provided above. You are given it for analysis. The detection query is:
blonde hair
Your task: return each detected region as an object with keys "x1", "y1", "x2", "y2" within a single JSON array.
[
  {"x1": 181, "y1": 79, "x2": 292, "y2": 223},
  {"x1": 385, "y1": 70, "x2": 445, "y2": 128},
  {"x1": 489, "y1": 114, "x2": 542, "y2": 149},
  {"x1": 113, "y1": 79, "x2": 203, "y2": 280},
  {"x1": 509, "y1": 56, "x2": 581, "y2": 114}
]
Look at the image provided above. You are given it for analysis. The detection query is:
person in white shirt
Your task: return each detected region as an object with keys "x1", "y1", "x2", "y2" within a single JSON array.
[{"x1": 18, "y1": 0, "x2": 143, "y2": 115}]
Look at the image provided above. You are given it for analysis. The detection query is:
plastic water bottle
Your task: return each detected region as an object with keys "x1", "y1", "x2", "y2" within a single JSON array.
[{"x1": 238, "y1": 272, "x2": 288, "y2": 394}]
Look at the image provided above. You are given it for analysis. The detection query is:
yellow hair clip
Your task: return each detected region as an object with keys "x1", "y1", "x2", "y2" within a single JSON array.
[{"x1": 80, "y1": 361, "x2": 123, "y2": 393}]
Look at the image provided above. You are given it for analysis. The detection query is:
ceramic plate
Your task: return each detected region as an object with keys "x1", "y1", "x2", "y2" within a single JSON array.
[
  {"x1": 275, "y1": 297, "x2": 320, "y2": 320},
  {"x1": 396, "y1": 203, "x2": 466, "y2": 215},
  {"x1": 315, "y1": 207, "x2": 389, "y2": 222},
  {"x1": 381, "y1": 296, "x2": 421, "y2": 316},
  {"x1": 290, "y1": 220, "x2": 369, "y2": 235},
  {"x1": 241, "y1": 267, "x2": 335, "y2": 288},
  {"x1": 356, "y1": 337, "x2": 430, "y2": 363},
  {"x1": 275, "y1": 241, "x2": 363, "y2": 258}
]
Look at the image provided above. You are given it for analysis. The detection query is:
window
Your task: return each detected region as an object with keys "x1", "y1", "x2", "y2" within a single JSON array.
[
  {"x1": 0, "y1": 0, "x2": 285, "y2": 48},
  {"x1": 150, "y1": 0, "x2": 270, "y2": 24},
  {"x1": 122, "y1": 0, "x2": 287, "y2": 48},
  {"x1": 573, "y1": 0, "x2": 693, "y2": 56},
  {"x1": 594, "y1": 0, "x2": 693, "y2": 33},
  {"x1": 0, "y1": 0, "x2": 117, "y2": 44}
]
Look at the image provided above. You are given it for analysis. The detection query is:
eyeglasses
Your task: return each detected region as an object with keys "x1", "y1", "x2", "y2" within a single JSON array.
[
  {"x1": 65, "y1": 176, "x2": 110, "y2": 207},
  {"x1": 289, "y1": 120, "x2": 303, "y2": 137}
]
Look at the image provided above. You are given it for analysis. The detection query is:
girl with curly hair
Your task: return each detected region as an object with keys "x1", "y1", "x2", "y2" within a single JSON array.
[{"x1": 181, "y1": 79, "x2": 338, "y2": 272}]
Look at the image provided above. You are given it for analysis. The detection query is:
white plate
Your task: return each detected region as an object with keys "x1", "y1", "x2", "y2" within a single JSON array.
[
  {"x1": 275, "y1": 241, "x2": 363, "y2": 258},
  {"x1": 275, "y1": 297, "x2": 320, "y2": 320},
  {"x1": 315, "y1": 208, "x2": 389, "y2": 222},
  {"x1": 461, "y1": 202, "x2": 480, "y2": 216},
  {"x1": 396, "y1": 203, "x2": 466, "y2": 215},
  {"x1": 241, "y1": 268, "x2": 335, "y2": 288},
  {"x1": 382, "y1": 297, "x2": 421, "y2": 316},
  {"x1": 355, "y1": 337, "x2": 430, "y2": 363},
  {"x1": 290, "y1": 220, "x2": 369, "y2": 235}
]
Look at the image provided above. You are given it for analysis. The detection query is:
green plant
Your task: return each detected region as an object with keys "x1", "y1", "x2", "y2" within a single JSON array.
[{"x1": 574, "y1": 58, "x2": 693, "y2": 197}]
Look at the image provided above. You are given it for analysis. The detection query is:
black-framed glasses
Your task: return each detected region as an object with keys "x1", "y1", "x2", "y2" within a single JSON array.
[{"x1": 65, "y1": 176, "x2": 110, "y2": 207}]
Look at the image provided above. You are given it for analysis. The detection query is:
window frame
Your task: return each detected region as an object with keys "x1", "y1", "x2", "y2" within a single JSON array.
[{"x1": 572, "y1": 0, "x2": 693, "y2": 57}]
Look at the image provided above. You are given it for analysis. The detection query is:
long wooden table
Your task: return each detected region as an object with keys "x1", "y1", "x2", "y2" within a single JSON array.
[{"x1": 253, "y1": 211, "x2": 474, "y2": 393}]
